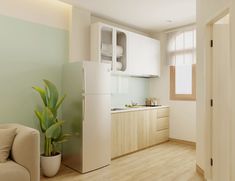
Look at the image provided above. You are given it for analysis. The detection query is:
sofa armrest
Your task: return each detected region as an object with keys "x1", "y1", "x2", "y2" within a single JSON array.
[{"x1": 4, "y1": 124, "x2": 40, "y2": 181}]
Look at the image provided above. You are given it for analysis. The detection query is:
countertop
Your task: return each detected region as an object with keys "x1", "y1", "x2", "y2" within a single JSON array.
[{"x1": 111, "y1": 105, "x2": 169, "y2": 113}]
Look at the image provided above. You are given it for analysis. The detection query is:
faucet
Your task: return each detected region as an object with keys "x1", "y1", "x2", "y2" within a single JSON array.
[
  {"x1": 131, "y1": 101, "x2": 138, "y2": 106},
  {"x1": 125, "y1": 101, "x2": 138, "y2": 108}
]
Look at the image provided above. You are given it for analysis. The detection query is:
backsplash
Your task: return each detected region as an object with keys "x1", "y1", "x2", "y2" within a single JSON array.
[{"x1": 111, "y1": 75, "x2": 150, "y2": 107}]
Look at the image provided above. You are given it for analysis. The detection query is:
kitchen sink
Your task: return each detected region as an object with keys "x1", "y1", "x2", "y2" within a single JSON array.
[
  {"x1": 111, "y1": 108, "x2": 127, "y2": 111},
  {"x1": 125, "y1": 105, "x2": 145, "y2": 108}
]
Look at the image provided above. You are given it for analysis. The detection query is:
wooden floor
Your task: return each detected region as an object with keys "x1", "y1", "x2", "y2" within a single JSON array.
[{"x1": 41, "y1": 141, "x2": 203, "y2": 181}]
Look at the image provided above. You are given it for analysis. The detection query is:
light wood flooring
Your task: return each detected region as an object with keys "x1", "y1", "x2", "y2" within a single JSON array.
[{"x1": 41, "y1": 141, "x2": 203, "y2": 181}]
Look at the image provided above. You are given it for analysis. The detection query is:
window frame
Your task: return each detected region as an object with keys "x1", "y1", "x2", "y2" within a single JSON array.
[{"x1": 170, "y1": 64, "x2": 196, "y2": 101}]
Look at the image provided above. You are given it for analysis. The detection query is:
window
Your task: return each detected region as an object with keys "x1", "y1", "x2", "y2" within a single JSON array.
[{"x1": 168, "y1": 29, "x2": 196, "y2": 101}]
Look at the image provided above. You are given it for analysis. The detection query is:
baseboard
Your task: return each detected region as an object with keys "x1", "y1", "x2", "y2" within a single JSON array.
[
  {"x1": 196, "y1": 164, "x2": 205, "y2": 179},
  {"x1": 111, "y1": 141, "x2": 169, "y2": 160},
  {"x1": 169, "y1": 138, "x2": 196, "y2": 147}
]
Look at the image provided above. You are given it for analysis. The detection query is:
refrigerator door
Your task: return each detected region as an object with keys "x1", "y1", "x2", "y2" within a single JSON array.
[
  {"x1": 82, "y1": 94, "x2": 111, "y2": 173},
  {"x1": 83, "y1": 61, "x2": 111, "y2": 95}
]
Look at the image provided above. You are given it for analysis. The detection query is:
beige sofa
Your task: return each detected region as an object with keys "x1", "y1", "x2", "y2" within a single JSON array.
[{"x1": 0, "y1": 124, "x2": 40, "y2": 181}]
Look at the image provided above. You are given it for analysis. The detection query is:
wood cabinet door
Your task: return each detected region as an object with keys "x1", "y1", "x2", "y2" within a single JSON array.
[
  {"x1": 149, "y1": 109, "x2": 158, "y2": 146},
  {"x1": 123, "y1": 112, "x2": 138, "y2": 154},
  {"x1": 136, "y1": 110, "x2": 150, "y2": 149},
  {"x1": 111, "y1": 113, "x2": 124, "y2": 158},
  {"x1": 111, "y1": 112, "x2": 137, "y2": 158}
]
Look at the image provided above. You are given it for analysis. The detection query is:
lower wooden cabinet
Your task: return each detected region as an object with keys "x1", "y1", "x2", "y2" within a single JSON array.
[
  {"x1": 149, "y1": 109, "x2": 158, "y2": 146},
  {"x1": 157, "y1": 117, "x2": 169, "y2": 131},
  {"x1": 149, "y1": 108, "x2": 169, "y2": 146},
  {"x1": 156, "y1": 129, "x2": 169, "y2": 143},
  {"x1": 111, "y1": 107, "x2": 169, "y2": 159},
  {"x1": 136, "y1": 111, "x2": 150, "y2": 149},
  {"x1": 111, "y1": 112, "x2": 137, "y2": 158},
  {"x1": 123, "y1": 112, "x2": 138, "y2": 154},
  {"x1": 111, "y1": 113, "x2": 122, "y2": 158},
  {"x1": 157, "y1": 108, "x2": 169, "y2": 118}
]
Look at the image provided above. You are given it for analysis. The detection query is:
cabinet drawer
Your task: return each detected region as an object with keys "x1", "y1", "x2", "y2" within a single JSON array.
[
  {"x1": 157, "y1": 108, "x2": 169, "y2": 118},
  {"x1": 156, "y1": 129, "x2": 169, "y2": 143},
  {"x1": 157, "y1": 117, "x2": 169, "y2": 131}
]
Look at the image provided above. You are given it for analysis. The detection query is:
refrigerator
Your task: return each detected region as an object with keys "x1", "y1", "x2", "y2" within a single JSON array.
[{"x1": 62, "y1": 61, "x2": 111, "y2": 173}]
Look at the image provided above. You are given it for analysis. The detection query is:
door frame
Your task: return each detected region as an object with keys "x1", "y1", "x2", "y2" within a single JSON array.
[{"x1": 205, "y1": 8, "x2": 231, "y2": 180}]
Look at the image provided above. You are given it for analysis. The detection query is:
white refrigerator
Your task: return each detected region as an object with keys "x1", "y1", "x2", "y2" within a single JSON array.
[{"x1": 62, "y1": 61, "x2": 111, "y2": 173}]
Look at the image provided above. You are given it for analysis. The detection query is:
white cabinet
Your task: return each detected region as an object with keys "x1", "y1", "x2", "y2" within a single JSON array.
[
  {"x1": 91, "y1": 22, "x2": 160, "y2": 77},
  {"x1": 91, "y1": 23, "x2": 128, "y2": 73},
  {"x1": 127, "y1": 32, "x2": 160, "y2": 77}
]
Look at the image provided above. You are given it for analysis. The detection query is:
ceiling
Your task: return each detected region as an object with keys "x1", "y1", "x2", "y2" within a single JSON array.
[{"x1": 61, "y1": 0, "x2": 196, "y2": 33}]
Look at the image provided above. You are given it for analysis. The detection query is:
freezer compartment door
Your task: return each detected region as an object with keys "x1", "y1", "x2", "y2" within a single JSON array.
[
  {"x1": 82, "y1": 94, "x2": 111, "y2": 173},
  {"x1": 83, "y1": 62, "x2": 111, "y2": 94}
]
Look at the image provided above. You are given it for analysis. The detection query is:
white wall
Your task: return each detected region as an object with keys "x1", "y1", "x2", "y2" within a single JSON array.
[
  {"x1": 196, "y1": 0, "x2": 235, "y2": 179},
  {"x1": 69, "y1": 7, "x2": 91, "y2": 62},
  {"x1": 0, "y1": 0, "x2": 71, "y2": 30},
  {"x1": 68, "y1": 7, "x2": 151, "y2": 62},
  {"x1": 91, "y1": 16, "x2": 149, "y2": 36},
  {"x1": 149, "y1": 33, "x2": 196, "y2": 142}
]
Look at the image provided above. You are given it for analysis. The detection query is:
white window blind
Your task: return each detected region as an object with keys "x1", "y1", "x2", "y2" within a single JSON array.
[
  {"x1": 175, "y1": 65, "x2": 192, "y2": 94},
  {"x1": 168, "y1": 28, "x2": 196, "y2": 96},
  {"x1": 167, "y1": 29, "x2": 196, "y2": 65}
]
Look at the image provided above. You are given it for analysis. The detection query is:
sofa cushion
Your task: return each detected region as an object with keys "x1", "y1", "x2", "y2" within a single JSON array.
[
  {"x1": 0, "y1": 160, "x2": 30, "y2": 181},
  {"x1": 0, "y1": 128, "x2": 16, "y2": 162}
]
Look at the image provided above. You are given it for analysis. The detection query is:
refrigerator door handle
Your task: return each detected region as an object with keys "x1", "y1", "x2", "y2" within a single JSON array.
[
  {"x1": 82, "y1": 96, "x2": 85, "y2": 122},
  {"x1": 82, "y1": 68, "x2": 86, "y2": 93}
]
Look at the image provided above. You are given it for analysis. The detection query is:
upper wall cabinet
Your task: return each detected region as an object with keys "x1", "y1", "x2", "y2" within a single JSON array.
[
  {"x1": 91, "y1": 23, "x2": 128, "y2": 73},
  {"x1": 127, "y1": 32, "x2": 160, "y2": 77},
  {"x1": 90, "y1": 22, "x2": 160, "y2": 77}
]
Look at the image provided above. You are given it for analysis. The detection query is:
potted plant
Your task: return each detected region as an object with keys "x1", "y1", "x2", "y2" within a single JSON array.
[{"x1": 33, "y1": 80, "x2": 69, "y2": 177}]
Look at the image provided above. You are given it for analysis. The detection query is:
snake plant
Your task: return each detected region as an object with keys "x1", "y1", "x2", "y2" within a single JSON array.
[{"x1": 33, "y1": 80, "x2": 69, "y2": 156}]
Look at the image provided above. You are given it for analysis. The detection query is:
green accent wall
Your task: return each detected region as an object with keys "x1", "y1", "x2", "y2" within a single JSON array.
[
  {"x1": 0, "y1": 15, "x2": 150, "y2": 127},
  {"x1": 0, "y1": 15, "x2": 68, "y2": 129},
  {"x1": 0, "y1": 15, "x2": 68, "y2": 64}
]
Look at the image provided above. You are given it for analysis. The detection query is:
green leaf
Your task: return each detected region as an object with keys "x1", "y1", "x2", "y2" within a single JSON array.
[
  {"x1": 55, "y1": 138, "x2": 68, "y2": 144},
  {"x1": 55, "y1": 95, "x2": 66, "y2": 111},
  {"x1": 54, "y1": 133, "x2": 71, "y2": 143},
  {"x1": 45, "y1": 121, "x2": 64, "y2": 139},
  {"x1": 34, "y1": 109, "x2": 46, "y2": 132},
  {"x1": 43, "y1": 80, "x2": 59, "y2": 109},
  {"x1": 50, "y1": 108, "x2": 57, "y2": 118},
  {"x1": 52, "y1": 126, "x2": 61, "y2": 140},
  {"x1": 42, "y1": 107, "x2": 56, "y2": 129},
  {"x1": 32, "y1": 86, "x2": 47, "y2": 106}
]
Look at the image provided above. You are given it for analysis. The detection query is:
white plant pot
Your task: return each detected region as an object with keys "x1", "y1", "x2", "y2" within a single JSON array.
[{"x1": 41, "y1": 153, "x2": 61, "y2": 177}]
